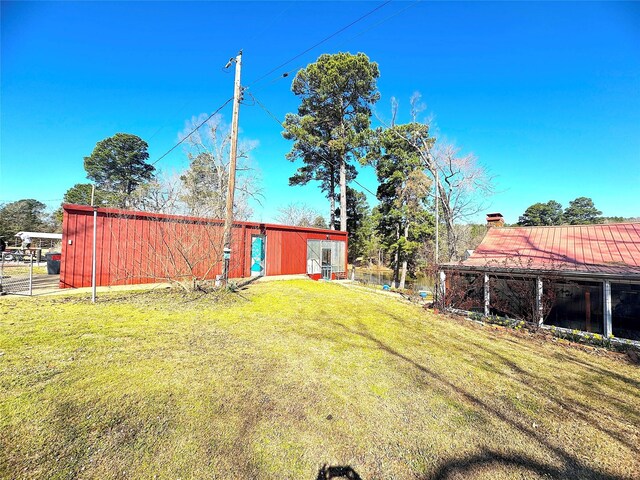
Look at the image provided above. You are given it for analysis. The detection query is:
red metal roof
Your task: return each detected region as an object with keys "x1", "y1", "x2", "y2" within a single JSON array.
[{"x1": 458, "y1": 223, "x2": 640, "y2": 276}]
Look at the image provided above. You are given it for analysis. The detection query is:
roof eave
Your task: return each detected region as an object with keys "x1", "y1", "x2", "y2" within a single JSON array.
[{"x1": 438, "y1": 263, "x2": 640, "y2": 281}]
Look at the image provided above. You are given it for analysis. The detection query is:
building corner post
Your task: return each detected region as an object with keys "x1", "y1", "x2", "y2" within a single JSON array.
[
  {"x1": 483, "y1": 273, "x2": 490, "y2": 317},
  {"x1": 536, "y1": 276, "x2": 544, "y2": 326},
  {"x1": 438, "y1": 270, "x2": 446, "y2": 307},
  {"x1": 604, "y1": 280, "x2": 612, "y2": 338}
]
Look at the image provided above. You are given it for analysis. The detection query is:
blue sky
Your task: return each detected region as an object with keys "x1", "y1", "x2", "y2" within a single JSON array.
[{"x1": 2, "y1": 1, "x2": 639, "y2": 224}]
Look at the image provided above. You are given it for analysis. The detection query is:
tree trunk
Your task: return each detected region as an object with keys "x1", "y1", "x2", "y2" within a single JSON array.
[
  {"x1": 394, "y1": 248, "x2": 400, "y2": 288},
  {"x1": 329, "y1": 167, "x2": 336, "y2": 230},
  {"x1": 446, "y1": 218, "x2": 457, "y2": 261},
  {"x1": 436, "y1": 181, "x2": 458, "y2": 261},
  {"x1": 399, "y1": 259, "x2": 408, "y2": 289},
  {"x1": 399, "y1": 223, "x2": 409, "y2": 289},
  {"x1": 339, "y1": 157, "x2": 347, "y2": 231}
]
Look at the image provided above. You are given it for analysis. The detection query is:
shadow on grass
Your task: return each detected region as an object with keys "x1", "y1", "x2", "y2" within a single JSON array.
[
  {"x1": 316, "y1": 464, "x2": 362, "y2": 479},
  {"x1": 327, "y1": 320, "x2": 635, "y2": 480},
  {"x1": 551, "y1": 351, "x2": 640, "y2": 390},
  {"x1": 425, "y1": 449, "x2": 594, "y2": 479},
  {"x1": 460, "y1": 338, "x2": 640, "y2": 453}
]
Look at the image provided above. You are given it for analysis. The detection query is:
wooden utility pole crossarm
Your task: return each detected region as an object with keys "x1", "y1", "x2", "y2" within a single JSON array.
[{"x1": 222, "y1": 51, "x2": 242, "y2": 281}]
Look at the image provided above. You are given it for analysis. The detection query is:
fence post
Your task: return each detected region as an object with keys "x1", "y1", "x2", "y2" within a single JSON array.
[
  {"x1": 29, "y1": 255, "x2": 33, "y2": 296},
  {"x1": 92, "y1": 206, "x2": 97, "y2": 303},
  {"x1": 0, "y1": 254, "x2": 3, "y2": 294}
]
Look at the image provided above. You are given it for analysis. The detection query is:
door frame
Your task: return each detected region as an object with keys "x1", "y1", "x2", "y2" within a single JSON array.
[
  {"x1": 250, "y1": 234, "x2": 266, "y2": 277},
  {"x1": 321, "y1": 246, "x2": 332, "y2": 280}
]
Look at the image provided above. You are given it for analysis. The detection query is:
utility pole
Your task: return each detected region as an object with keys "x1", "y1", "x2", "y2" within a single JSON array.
[
  {"x1": 435, "y1": 165, "x2": 439, "y2": 266},
  {"x1": 222, "y1": 50, "x2": 242, "y2": 283}
]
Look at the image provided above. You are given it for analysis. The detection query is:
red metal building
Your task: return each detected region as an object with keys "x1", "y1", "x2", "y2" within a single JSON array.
[{"x1": 60, "y1": 204, "x2": 348, "y2": 288}]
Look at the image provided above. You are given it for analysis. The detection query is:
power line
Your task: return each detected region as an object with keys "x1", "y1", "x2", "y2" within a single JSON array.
[
  {"x1": 344, "y1": 0, "x2": 421, "y2": 43},
  {"x1": 249, "y1": 92, "x2": 379, "y2": 199},
  {"x1": 242, "y1": 3, "x2": 294, "y2": 49},
  {"x1": 248, "y1": 1, "x2": 421, "y2": 97},
  {"x1": 147, "y1": 98, "x2": 195, "y2": 142},
  {"x1": 150, "y1": 96, "x2": 234, "y2": 166},
  {"x1": 250, "y1": 65, "x2": 302, "y2": 95},
  {"x1": 146, "y1": 0, "x2": 416, "y2": 167},
  {"x1": 247, "y1": 0, "x2": 392, "y2": 89}
]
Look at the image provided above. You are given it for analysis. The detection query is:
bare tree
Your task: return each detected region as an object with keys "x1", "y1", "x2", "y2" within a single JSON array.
[
  {"x1": 453, "y1": 223, "x2": 489, "y2": 258},
  {"x1": 275, "y1": 203, "x2": 324, "y2": 227},
  {"x1": 128, "y1": 172, "x2": 183, "y2": 214},
  {"x1": 103, "y1": 209, "x2": 240, "y2": 292},
  {"x1": 377, "y1": 93, "x2": 493, "y2": 263},
  {"x1": 442, "y1": 263, "x2": 559, "y2": 325},
  {"x1": 179, "y1": 114, "x2": 261, "y2": 221},
  {"x1": 431, "y1": 142, "x2": 494, "y2": 261},
  {"x1": 442, "y1": 271, "x2": 485, "y2": 312}
]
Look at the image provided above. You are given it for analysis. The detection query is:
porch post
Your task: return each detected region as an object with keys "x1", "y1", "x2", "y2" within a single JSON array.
[
  {"x1": 536, "y1": 276, "x2": 544, "y2": 326},
  {"x1": 604, "y1": 280, "x2": 612, "y2": 337},
  {"x1": 438, "y1": 270, "x2": 446, "y2": 305},
  {"x1": 483, "y1": 273, "x2": 490, "y2": 317}
]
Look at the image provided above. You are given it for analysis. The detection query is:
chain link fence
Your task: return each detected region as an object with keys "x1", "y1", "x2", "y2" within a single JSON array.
[{"x1": 0, "y1": 254, "x2": 33, "y2": 296}]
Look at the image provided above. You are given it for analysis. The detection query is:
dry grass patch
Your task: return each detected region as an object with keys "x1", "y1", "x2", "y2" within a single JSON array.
[{"x1": 1, "y1": 280, "x2": 638, "y2": 479}]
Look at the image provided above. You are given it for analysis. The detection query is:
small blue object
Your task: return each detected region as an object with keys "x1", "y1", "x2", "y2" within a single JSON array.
[
  {"x1": 419, "y1": 291, "x2": 427, "y2": 298},
  {"x1": 382, "y1": 284, "x2": 390, "y2": 291}
]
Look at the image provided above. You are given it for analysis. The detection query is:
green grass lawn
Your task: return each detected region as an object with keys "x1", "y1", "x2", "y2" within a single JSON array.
[{"x1": 1, "y1": 280, "x2": 638, "y2": 479}]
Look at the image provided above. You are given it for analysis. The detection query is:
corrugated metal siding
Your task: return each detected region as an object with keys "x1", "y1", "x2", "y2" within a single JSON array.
[{"x1": 60, "y1": 205, "x2": 347, "y2": 288}]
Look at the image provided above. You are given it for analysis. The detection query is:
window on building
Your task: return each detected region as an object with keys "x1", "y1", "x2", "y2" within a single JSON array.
[
  {"x1": 611, "y1": 283, "x2": 640, "y2": 341},
  {"x1": 545, "y1": 280, "x2": 603, "y2": 334},
  {"x1": 307, "y1": 240, "x2": 346, "y2": 275},
  {"x1": 489, "y1": 275, "x2": 536, "y2": 321},
  {"x1": 446, "y1": 272, "x2": 484, "y2": 313}
]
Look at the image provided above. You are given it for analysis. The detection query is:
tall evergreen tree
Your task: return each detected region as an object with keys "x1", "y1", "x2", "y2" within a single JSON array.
[
  {"x1": 62, "y1": 183, "x2": 112, "y2": 206},
  {"x1": 333, "y1": 187, "x2": 370, "y2": 262},
  {"x1": 84, "y1": 133, "x2": 155, "y2": 208},
  {"x1": 0, "y1": 199, "x2": 50, "y2": 239},
  {"x1": 283, "y1": 52, "x2": 380, "y2": 230},
  {"x1": 54, "y1": 183, "x2": 113, "y2": 224},
  {"x1": 564, "y1": 197, "x2": 603, "y2": 225},
  {"x1": 518, "y1": 200, "x2": 564, "y2": 226},
  {"x1": 372, "y1": 123, "x2": 434, "y2": 288}
]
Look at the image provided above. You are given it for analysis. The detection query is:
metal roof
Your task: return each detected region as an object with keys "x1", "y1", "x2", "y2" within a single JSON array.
[
  {"x1": 15, "y1": 232, "x2": 63, "y2": 240},
  {"x1": 451, "y1": 223, "x2": 640, "y2": 276}
]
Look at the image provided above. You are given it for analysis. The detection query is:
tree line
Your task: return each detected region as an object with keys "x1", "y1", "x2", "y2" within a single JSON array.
[
  {"x1": 1, "y1": 114, "x2": 261, "y2": 236},
  {"x1": 2, "y1": 52, "x2": 633, "y2": 287},
  {"x1": 280, "y1": 52, "x2": 493, "y2": 286},
  {"x1": 517, "y1": 197, "x2": 637, "y2": 226},
  {"x1": 2, "y1": 52, "x2": 490, "y2": 288}
]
